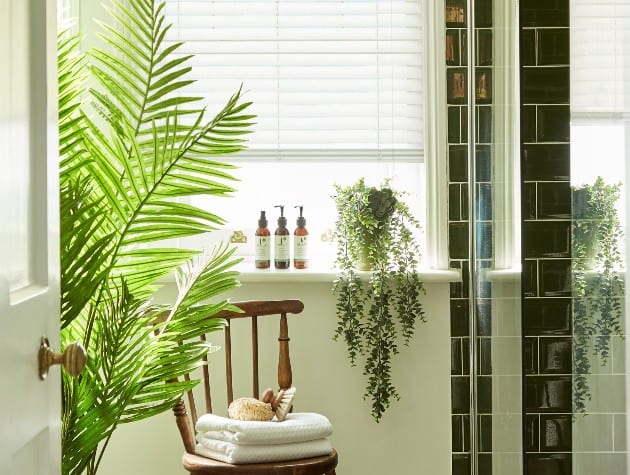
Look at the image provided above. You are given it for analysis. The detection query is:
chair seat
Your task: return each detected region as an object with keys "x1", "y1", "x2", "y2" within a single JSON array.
[{"x1": 182, "y1": 449, "x2": 338, "y2": 474}]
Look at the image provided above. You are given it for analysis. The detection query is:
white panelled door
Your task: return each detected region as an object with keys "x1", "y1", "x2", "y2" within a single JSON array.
[{"x1": 0, "y1": 0, "x2": 61, "y2": 474}]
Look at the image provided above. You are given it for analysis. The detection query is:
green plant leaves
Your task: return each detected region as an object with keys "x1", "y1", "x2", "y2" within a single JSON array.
[
  {"x1": 571, "y1": 177, "x2": 625, "y2": 415},
  {"x1": 332, "y1": 178, "x2": 426, "y2": 422},
  {"x1": 58, "y1": 0, "x2": 254, "y2": 473}
]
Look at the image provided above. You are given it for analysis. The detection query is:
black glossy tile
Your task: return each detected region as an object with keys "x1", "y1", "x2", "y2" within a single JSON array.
[
  {"x1": 461, "y1": 106, "x2": 469, "y2": 143},
  {"x1": 478, "y1": 337, "x2": 492, "y2": 375},
  {"x1": 540, "y1": 337, "x2": 571, "y2": 374},
  {"x1": 452, "y1": 338, "x2": 463, "y2": 375},
  {"x1": 477, "y1": 222, "x2": 493, "y2": 259},
  {"x1": 462, "y1": 414, "x2": 470, "y2": 451},
  {"x1": 448, "y1": 68, "x2": 468, "y2": 104},
  {"x1": 476, "y1": 145, "x2": 492, "y2": 182},
  {"x1": 523, "y1": 298, "x2": 572, "y2": 335},
  {"x1": 475, "y1": 0, "x2": 493, "y2": 28},
  {"x1": 446, "y1": 29, "x2": 461, "y2": 66},
  {"x1": 539, "y1": 259, "x2": 571, "y2": 296},
  {"x1": 541, "y1": 415, "x2": 572, "y2": 451},
  {"x1": 526, "y1": 414, "x2": 540, "y2": 451},
  {"x1": 538, "y1": 182, "x2": 571, "y2": 219},
  {"x1": 521, "y1": 29, "x2": 536, "y2": 66},
  {"x1": 522, "y1": 67, "x2": 570, "y2": 104},
  {"x1": 462, "y1": 338, "x2": 470, "y2": 375},
  {"x1": 461, "y1": 30, "x2": 468, "y2": 66},
  {"x1": 520, "y1": 0, "x2": 569, "y2": 27},
  {"x1": 450, "y1": 145, "x2": 468, "y2": 182},
  {"x1": 521, "y1": 105, "x2": 537, "y2": 142},
  {"x1": 452, "y1": 454, "x2": 471, "y2": 475},
  {"x1": 523, "y1": 221, "x2": 570, "y2": 258},
  {"x1": 450, "y1": 222, "x2": 469, "y2": 259},
  {"x1": 477, "y1": 106, "x2": 492, "y2": 143},
  {"x1": 452, "y1": 415, "x2": 465, "y2": 452},
  {"x1": 477, "y1": 300, "x2": 492, "y2": 336},
  {"x1": 478, "y1": 454, "x2": 492, "y2": 475},
  {"x1": 452, "y1": 376, "x2": 470, "y2": 414},
  {"x1": 478, "y1": 414, "x2": 493, "y2": 452},
  {"x1": 461, "y1": 183, "x2": 469, "y2": 220},
  {"x1": 477, "y1": 376, "x2": 492, "y2": 413},
  {"x1": 451, "y1": 299, "x2": 470, "y2": 337},
  {"x1": 525, "y1": 376, "x2": 572, "y2": 411},
  {"x1": 448, "y1": 106, "x2": 462, "y2": 143},
  {"x1": 526, "y1": 454, "x2": 572, "y2": 475},
  {"x1": 523, "y1": 260, "x2": 538, "y2": 297},
  {"x1": 538, "y1": 105, "x2": 570, "y2": 142},
  {"x1": 446, "y1": 1, "x2": 466, "y2": 27},
  {"x1": 522, "y1": 144, "x2": 570, "y2": 181},
  {"x1": 477, "y1": 183, "x2": 492, "y2": 221},
  {"x1": 449, "y1": 183, "x2": 462, "y2": 221},
  {"x1": 538, "y1": 28, "x2": 570, "y2": 66},
  {"x1": 476, "y1": 29, "x2": 493, "y2": 66},
  {"x1": 476, "y1": 69, "x2": 492, "y2": 104},
  {"x1": 525, "y1": 337, "x2": 539, "y2": 375},
  {"x1": 523, "y1": 182, "x2": 537, "y2": 220}
]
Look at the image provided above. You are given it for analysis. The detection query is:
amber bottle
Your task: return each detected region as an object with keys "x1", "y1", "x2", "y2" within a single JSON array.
[
  {"x1": 254, "y1": 211, "x2": 270, "y2": 269},
  {"x1": 293, "y1": 206, "x2": 308, "y2": 269},
  {"x1": 274, "y1": 205, "x2": 290, "y2": 269}
]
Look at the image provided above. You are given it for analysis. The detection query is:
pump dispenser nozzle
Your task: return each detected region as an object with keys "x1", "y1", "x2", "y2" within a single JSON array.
[
  {"x1": 294, "y1": 205, "x2": 306, "y2": 227},
  {"x1": 274, "y1": 205, "x2": 287, "y2": 227}
]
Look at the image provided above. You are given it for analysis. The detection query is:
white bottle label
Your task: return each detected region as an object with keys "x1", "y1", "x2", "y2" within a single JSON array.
[
  {"x1": 274, "y1": 235, "x2": 290, "y2": 261},
  {"x1": 293, "y1": 235, "x2": 308, "y2": 262},
  {"x1": 255, "y1": 236, "x2": 270, "y2": 262}
]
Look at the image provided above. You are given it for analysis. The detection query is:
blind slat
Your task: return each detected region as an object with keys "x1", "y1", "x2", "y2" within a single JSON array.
[{"x1": 166, "y1": 0, "x2": 424, "y2": 159}]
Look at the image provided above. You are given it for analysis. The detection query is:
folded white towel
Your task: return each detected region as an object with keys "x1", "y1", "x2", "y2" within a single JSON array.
[
  {"x1": 195, "y1": 412, "x2": 333, "y2": 445},
  {"x1": 195, "y1": 438, "x2": 332, "y2": 464}
]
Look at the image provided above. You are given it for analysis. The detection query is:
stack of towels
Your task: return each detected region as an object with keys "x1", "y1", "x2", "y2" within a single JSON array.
[{"x1": 195, "y1": 412, "x2": 333, "y2": 464}]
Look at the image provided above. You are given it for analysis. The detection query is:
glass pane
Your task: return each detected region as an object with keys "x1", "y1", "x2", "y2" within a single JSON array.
[{"x1": 0, "y1": 0, "x2": 32, "y2": 291}]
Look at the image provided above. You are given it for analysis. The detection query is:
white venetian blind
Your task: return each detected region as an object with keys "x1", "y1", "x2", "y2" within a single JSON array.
[
  {"x1": 571, "y1": 0, "x2": 630, "y2": 115},
  {"x1": 164, "y1": 0, "x2": 424, "y2": 161}
]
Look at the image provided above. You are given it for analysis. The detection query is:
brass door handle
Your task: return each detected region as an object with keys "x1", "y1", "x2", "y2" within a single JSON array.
[{"x1": 38, "y1": 337, "x2": 87, "y2": 380}]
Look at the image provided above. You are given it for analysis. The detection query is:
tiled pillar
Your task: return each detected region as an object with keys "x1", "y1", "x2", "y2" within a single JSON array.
[
  {"x1": 447, "y1": 1, "x2": 494, "y2": 474},
  {"x1": 520, "y1": 0, "x2": 572, "y2": 474}
]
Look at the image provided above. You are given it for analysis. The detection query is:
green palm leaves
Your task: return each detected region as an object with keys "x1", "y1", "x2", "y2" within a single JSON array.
[{"x1": 59, "y1": 1, "x2": 253, "y2": 473}]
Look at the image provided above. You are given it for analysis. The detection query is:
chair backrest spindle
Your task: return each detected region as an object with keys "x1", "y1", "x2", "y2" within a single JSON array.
[
  {"x1": 173, "y1": 300, "x2": 304, "y2": 455},
  {"x1": 251, "y1": 316, "x2": 259, "y2": 398},
  {"x1": 278, "y1": 313, "x2": 292, "y2": 390},
  {"x1": 224, "y1": 322, "x2": 234, "y2": 404}
]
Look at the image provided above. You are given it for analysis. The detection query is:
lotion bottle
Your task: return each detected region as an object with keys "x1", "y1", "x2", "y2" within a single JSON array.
[
  {"x1": 254, "y1": 210, "x2": 270, "y2": 269},
  {"x1": 274, "y1": 205, "x2": 290, "y2": 269},
  {"x1": 293, "y1": 205, "x2": 308, "y2": 269}
]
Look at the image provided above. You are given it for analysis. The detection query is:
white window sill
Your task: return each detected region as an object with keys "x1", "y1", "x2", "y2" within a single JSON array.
[{"x1": 233, "y1": 261, "x2": 461, "y2": 283}]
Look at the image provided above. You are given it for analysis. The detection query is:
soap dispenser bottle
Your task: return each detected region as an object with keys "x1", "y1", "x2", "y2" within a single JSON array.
[
  {"x1": 254, "y1": 210, "x2": 270, "y2": 269},
  {"x1": 274, "y1": 205, "x2": 290, "y2": 269},
  {"x1": 293, "y1": 205, "x2": 308, "y2": 269}
]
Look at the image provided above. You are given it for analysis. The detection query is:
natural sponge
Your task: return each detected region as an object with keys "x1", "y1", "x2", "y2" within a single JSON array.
[{"x1": 227, "y1": 397, "x2": 274, "y2": 421}]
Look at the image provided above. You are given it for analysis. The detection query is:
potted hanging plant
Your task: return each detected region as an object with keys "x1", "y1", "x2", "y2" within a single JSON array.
[
  {"x1": 332, "y1": 178, "x2": 426, "y2": 422},
  {"x1": 572, "y1": 176, "x2": 625, "y2": 414},
  {"x1": 58, "y1": 1, "x2": 254, "y2": 473}
]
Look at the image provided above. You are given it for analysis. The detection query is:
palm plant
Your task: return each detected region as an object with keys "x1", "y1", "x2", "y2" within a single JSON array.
[{"x1": 58, "y1": 1, "x2": 254, "y2": 473}]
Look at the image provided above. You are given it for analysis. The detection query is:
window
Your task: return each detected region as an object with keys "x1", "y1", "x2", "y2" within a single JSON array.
[{"x1": 164, "y1": 0, "x2": 427, "y2": 262}]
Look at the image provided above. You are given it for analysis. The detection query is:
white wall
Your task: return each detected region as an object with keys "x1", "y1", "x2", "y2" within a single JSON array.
[{"x1": 99, "y1": 280, "x2": 452, "y2": 475}]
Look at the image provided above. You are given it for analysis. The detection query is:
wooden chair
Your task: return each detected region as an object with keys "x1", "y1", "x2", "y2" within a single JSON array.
[{"x1": 172, "y1": 299, "x2": 338, "y2": 475}]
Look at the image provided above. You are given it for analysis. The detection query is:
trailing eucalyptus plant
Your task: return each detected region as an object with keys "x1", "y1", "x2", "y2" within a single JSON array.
[
  {"x1": 332, "y1": 178, "x2": 426, "y2": 422},
  {"x1": 58, "y1": 1, "x2": 254, "y2": 473},
  {"x1": 572, "y1": 176, "x2": 625, "y2": 414}
]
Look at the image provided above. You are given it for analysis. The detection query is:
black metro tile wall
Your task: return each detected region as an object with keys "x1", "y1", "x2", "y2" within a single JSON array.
[
  {"x1": 520, "y1": 2, "x2": 571, "y2": 471},
  {"x1": 447, "y1": 0, "x2": 494, "y2": 473}
]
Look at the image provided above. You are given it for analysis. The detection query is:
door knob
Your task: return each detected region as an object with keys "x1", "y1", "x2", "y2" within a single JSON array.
[{"x1": 38, "y1": 337, "x2": 87, "y2": 380}]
